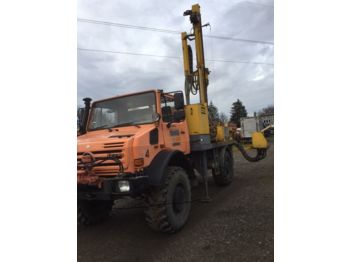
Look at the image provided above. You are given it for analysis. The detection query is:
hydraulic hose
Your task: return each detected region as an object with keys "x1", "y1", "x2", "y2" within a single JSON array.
[{"x1": 232, "y1": 141, "x2": 267, "y2": 162}]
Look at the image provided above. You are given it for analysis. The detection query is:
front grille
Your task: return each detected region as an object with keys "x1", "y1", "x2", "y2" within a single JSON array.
[
  {"x1": 77, "y1": 141, "x2": 127, "y2": 174},
  {"x1": 103, "y1": 142, "x2": 124, "y2": 149}
]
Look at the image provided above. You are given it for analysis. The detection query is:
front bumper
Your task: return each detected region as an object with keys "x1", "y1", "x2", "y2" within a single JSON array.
[{"x1": 78, "y1": 175, "x2": 149, "y2": 200}]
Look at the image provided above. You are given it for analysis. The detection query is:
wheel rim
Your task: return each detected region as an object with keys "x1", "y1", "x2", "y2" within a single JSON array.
[{"x1": 172, "y1": 184, "x2": 186, "y2": 214}]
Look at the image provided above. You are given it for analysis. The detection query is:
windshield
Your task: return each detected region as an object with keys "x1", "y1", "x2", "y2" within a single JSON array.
[{"x1": 88, "y1": 92, "x2": 156, "y2": 131}]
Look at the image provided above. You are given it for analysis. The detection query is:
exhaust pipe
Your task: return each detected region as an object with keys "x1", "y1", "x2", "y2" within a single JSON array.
[{"x1": 79, "y1": 97, "x2": 92, "y2": 134}]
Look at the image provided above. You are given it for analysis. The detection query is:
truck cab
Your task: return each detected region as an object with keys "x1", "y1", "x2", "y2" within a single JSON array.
[
  {"x1": 78, "y1": 89, "x2": 190, "y2": 185},
  {"x1": 77, "y1": 89, "x2": 196, "y2": 232}
]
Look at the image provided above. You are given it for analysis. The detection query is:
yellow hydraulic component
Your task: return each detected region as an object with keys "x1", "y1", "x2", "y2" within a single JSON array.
[
  {"x1": 182, "y1": 4, "x2": 209, "y2": 103},
  {"x1": 182, "y1": 32, "x2": 191, "y2": 78},
  {"x1": 252, "y1": 132, "x2": 268, "y2": 149},
  {"x1": 185, "y1": 104, "x2": 210, "y2": 135},
  {"x1": 183, "y1": 4, "x2": 214, "y2": 139},
  {"x1": 215, "y1": 126, "x2": 225, "y2": 142},
  {"x1": 191, "y1": 4, "x2": 208, "y2": 105},
  {"x1": 181, "y1": 32, "x2": 192, "y2": 105}
]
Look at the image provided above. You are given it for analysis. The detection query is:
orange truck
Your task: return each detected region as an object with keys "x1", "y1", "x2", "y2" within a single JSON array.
[{"x1": 77, "y1": 4, "x2": 268, "y2": 233}]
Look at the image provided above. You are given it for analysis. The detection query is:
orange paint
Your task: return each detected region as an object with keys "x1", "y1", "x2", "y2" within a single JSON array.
[{"x1": 77, "y1": 90, "x2": 190, "y2": 186}]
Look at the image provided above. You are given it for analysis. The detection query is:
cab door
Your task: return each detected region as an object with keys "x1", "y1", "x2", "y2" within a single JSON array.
[{"x1": 160, "y1": 92, "x2": 190, "y2": 154}]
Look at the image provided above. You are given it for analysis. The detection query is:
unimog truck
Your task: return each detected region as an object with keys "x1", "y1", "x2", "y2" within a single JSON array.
[{"x1": 77, "y1": 4, "x2": 268, "y2": 233}]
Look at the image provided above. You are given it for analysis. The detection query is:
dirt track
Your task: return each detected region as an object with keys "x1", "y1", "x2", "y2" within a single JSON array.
[{"x1": 78, "y1": 144, "x2": 274, "y2": 262}]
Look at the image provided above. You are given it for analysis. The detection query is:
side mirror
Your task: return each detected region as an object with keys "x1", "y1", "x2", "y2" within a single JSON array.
[
  {"x1": 174, "y1": 92, "x2": 185, "y2": 110},
  {"x1": 174, "y1": 110, "x2": 185, "y2": 122},
  {"x1": 166, "y1": 110, "x2": 185, "y2": 128},
  {"x1": 79, "y1": 97, "x2": 92, "y2": 134},
  {"x1": 77, "y1": 108, "x2": 85, "y2": 130}
]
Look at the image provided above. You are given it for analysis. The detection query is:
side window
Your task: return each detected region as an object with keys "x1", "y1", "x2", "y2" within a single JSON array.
[{"x1": 161, "y1": 94, "x2": 175, "y2": 122}]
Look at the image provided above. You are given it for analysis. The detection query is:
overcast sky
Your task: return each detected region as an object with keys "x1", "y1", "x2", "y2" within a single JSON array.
[{"x1": 77, "y1": 0, "x2": 274, "y2": 116}]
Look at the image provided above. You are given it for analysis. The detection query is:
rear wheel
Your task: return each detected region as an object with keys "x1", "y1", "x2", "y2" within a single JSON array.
[
  {"x1": 212, "y1": 148, "x2": 234, "y2": 186},
  {"x1": 77, "y1": 199, "x2": 114, "y2": 226},
  {"x1": 144, "y1": 166, "x2": 191, "y2": 233}
]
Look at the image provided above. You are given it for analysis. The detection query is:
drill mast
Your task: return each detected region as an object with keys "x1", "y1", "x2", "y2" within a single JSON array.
[{"x1": 182, "y1": 4, "x2": 209, "y2": 105}]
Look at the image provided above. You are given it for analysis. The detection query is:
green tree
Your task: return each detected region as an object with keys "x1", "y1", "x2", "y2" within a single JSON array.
[
  {"x1": 258, "y1": 105, "x2": 274, "y2": 116},
  {"x1": 219, "y1": 112, "x2": 228, "y2": 124},
  {"x1": 230, "y1": 99, "x2": 247, "y2": 127},
  {"x1": 208, "y1": 101, "x2": 219, "y2": 122}
]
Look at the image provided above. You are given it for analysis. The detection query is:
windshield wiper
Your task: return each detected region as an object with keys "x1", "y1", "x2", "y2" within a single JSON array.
[{"x1": 111, "y1": 122, "x2": 141, "y2": 128}]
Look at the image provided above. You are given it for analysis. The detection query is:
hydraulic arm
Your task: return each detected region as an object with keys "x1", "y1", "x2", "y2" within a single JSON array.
[
  {"x1": 182, "y1": 4, "x2": 214, "y2": 140},
  {"x1": 182, "y1": 4, "x2": 209, "y2": 105},
  {"x1": 181, "y1": 4, "x2": 268, "y2": 160}
]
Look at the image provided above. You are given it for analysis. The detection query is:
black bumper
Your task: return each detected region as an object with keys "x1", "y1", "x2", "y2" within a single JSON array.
[{"x1": 78, "y1": 175, "x2": 149, "y2": 200}]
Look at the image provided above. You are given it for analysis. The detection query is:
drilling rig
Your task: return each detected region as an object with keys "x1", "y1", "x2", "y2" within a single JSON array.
[{"x1": 77, "y1": 3, "x2": 268, "y2": 233}]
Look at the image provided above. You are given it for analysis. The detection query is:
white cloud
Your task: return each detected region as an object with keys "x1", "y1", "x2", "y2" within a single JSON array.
[{"x1": 77, "y1": 0, "x2": 274, "y2": 114}]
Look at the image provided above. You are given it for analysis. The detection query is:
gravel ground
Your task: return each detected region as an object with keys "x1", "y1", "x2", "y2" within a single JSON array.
[{"x1": 78, "y1": 143, "x2": 274, "y2": 262}]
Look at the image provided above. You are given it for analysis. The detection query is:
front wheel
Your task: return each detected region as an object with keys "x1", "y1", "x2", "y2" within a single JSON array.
[{"x1": 144, "y1": 166, "x2": 191, "y2": 233}]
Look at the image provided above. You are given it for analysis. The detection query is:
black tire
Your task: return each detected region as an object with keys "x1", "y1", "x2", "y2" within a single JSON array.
[
  {"x1": 144, "y1": 166, "x2": 191, "y2": 233},
  {"x1": 212, "y1": 148, "x2": 234, "y2": 186},
  {"x1": 77, "y1": 199, "x2": 114, "y2": 226}
]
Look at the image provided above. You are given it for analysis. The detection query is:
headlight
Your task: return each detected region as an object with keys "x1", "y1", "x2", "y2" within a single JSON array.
[{"x1": 118, "y1": 180, "x2": 130, "y2": 192}]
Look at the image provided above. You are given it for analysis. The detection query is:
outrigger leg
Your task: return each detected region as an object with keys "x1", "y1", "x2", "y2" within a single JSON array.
[{"x1": 195, "y1": 151, "x2": 212, "y2": 202}]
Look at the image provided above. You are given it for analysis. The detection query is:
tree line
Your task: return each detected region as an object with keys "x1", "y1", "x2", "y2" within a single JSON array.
[{"x1": 208, "y1": 100, "x2": 274, "y2": 127}]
